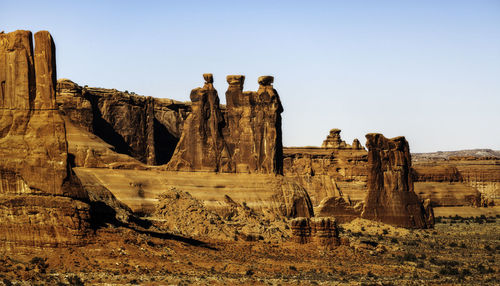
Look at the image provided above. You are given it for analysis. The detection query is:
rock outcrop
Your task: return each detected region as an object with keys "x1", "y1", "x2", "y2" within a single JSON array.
[
  {"x1": 413, "y1": 152, "x2": 499, "y2": 206},
  {"x1": 283, "y1": 146, "x2": 368, "y2": 205},
  {"x1": 224, "y1": 75, "x2": 283, "y2": 174},
  {"x1": 271, "y1": 178, "x2": 314, "y2": 218},
  {"x1": 321, "y1": 129, "x2": 364, "y2": 150},
  {"x1": 361, "y1": 133, "x2": 432, "y2": 228},
  {"x1": 315, "y1": 196, "x2": 362, "y2": 223},
  {"x1": 0, "y1": 30, "x2": 91, "y2": 247},
  {"x1": 56, "y1": 79, "x2": 191, "y2": 166},
  {"x1": 167, "y1": 74, "x2": 283, "y2": 174},
  {"x1": 291, "y1": 217, "x2": 340, "y2": 248},
  {"x1": 166, "y1": 74, "x2": 232, "y2": 172}
]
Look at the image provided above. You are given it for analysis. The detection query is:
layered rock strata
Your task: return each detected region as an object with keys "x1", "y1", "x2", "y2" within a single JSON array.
[
  {"x1": 361, "y1": 133, "x2": 432, "y2": 228},
  {"x1": 291, "y1": 217, "x2": 340, "y2": 248},
  {"x1": 283, "y1": 146, "x2": 368, "y2": 205},
  {"x1": 412, "y1": 153, "x2": 499, "y2": 206},
  {"x1": 0, "y1": 30, "x2": 91, "y2": 247}
]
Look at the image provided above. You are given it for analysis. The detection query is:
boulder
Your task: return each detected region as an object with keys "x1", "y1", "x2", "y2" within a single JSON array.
[{"x1": 271, "y1": 179, "x2": 314, "y2": 218}]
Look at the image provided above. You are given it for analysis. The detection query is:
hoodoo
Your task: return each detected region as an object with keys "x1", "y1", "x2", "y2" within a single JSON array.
[{"x1": 361, "y1": 133, "x2": 434, "y2": 228}]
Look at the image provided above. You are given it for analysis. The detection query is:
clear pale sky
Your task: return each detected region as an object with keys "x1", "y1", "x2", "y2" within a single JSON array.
[{"x1": 2, "y1": 0, "x2": 499, "y2": 152}]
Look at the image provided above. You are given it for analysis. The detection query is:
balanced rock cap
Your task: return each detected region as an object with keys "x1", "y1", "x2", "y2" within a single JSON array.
[
  {"x1": 258, "y1": 76, "x2": 274, "y2": 86},
  {"x1": 226, "y1": 75, "x2": 245, "y2": 86},
  {"x1": 203, "y1": 73, "x2": 213, "y2": 84}
]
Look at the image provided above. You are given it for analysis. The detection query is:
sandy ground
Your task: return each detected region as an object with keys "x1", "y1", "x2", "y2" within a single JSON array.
[{"x1": 1, "y1": 214, "x2": 498, "y2": 285}]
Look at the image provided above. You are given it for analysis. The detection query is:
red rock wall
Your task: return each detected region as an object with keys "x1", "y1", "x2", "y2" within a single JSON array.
[
  {"x1": 0, "y1": 30, "x2": 91, "y2": 247},
  {"x1": 56, "y1": 79, "x2": 191, "y2": 166}
]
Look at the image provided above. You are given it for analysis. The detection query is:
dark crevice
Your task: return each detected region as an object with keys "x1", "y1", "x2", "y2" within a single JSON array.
[
  {"x1": 153, "y1": 118, "x2": 179, "y2": 165},
  {"x1": 87, "y1": 94, "x2": 132, "y2": 156}
]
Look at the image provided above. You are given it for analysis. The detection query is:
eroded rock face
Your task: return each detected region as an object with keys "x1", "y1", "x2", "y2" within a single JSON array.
[
  {"x1": 167, "y1": 74, "x2": 283, "y2": 174},
  {"x1": 283, "y1": 147, "x2": 368, "y2": 205},
  {"x1": 271, "y1": 178, "x2": 314, "y2": 218},
  {"x1": 361, "y1": 133, "x2": 432, "y2": 228},
  {"x1": 56, "y1": 79, "x2": 191, "y2": 166},
  {"x1": 291, "y1": 217, "x2": 340, "y2": 248},
  {"x1": 0, "y1": 30, "x2": 90, "y2": 247},
  {"x1": 316, "y1": 196, "x2": 362, "y2": 223},
  {"x1": 166, "y1": 74, "x2": 232, "y2": 172},
  {"x1": 224, "y1": 75, "x2": 283, "y2": 174}
]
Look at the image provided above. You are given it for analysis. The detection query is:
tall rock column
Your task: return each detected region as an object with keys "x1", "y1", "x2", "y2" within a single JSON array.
[
  {"x1": 166, "y1": 74, "x2": 231, "y2": 172},
  {"x1": 361, "y1": 133, "x2": 432, "y2": 228},
  {"x1": 224, "y1": 75, "x2": 253, "y2": 172},
  {"x1": 254, "y1": 76, "x2": 283, "y2": 174},
  {"x1": 0, "y1": 30, "x2": 90, "y2": 247},
  {"x1": 224, "y1": 75, "x2": 283, "y2": 174}
]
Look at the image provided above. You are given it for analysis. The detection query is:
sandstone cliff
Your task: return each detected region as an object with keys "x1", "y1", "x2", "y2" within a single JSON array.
[
  {"x1": 56, "y1": 79, "x2": 191, "y2": 166},
  {"x1": 361, "y1": 133, "x2": 432, "y2": 228},
  {"x1": 283, "y1": 129, "x2": 368, "y2": 205},
  {"x1": 412, "y1": 155, "x2": 498, "y2": 206},
  {"x1": 0, "y1": 30, "x2": 91, "y2": 247}
]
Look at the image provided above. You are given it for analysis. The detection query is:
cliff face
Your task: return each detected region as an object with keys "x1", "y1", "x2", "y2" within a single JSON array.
[
  {"x1": 412, "y1": 153, "x2": 499, "y2": 206},
  {"x1": 56, "y1": 79, "x2": 191, "y2": 166},
  {"x1": 0, "y1": 30, "x2": 91, "y2": 247},
  {"x1": 361, "y1": 133, "x2": 432, "y2": 228}
]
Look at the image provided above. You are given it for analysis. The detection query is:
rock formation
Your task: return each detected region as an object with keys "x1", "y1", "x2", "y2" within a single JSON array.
[
  {"x1": 283, "y1": 146, "x2": 368, "y2": 205},
  {"x1": 322, "y1": 129, "x2": 347, "y2": 148},
  {"x1": 315, "y1": 196, "x2": 362, "y2": 223},
  {"x1": 0, "y1": 30, "x2": 90, "y2": 247},
  {"x1": 321, "y1": 129, "x2": 364, "y2": 150},
  {"x1": 291, "y1": 217, "x2": 340, "y2": 248},
  {"x1": 361, "y1": 133, "x2": 432, "y2": 228},
  {"x1": 56, "y1": 79, "x2": 191, "y2": 166},
  {"x1": 271, "y1": 178, "x2": 314, "y2": 218},
  {"x1": 166, "y1": 74, "x2": 232, "y2": 172},
  {"x1": 167, "y1": 74, "x2": 283, "y2": 174},
  {"x1": 224, "y1": 75, "x2": 283, "y2": 174}
]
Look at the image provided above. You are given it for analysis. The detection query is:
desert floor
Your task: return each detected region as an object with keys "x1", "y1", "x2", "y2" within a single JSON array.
[{"x1": 1, "y1": 211, "x2": 499, "y2": 285}]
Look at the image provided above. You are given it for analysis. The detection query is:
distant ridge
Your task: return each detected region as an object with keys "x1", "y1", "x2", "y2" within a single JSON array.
[{"x1": 412, "y1": 149, "x2": 500, "y2": 161}]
